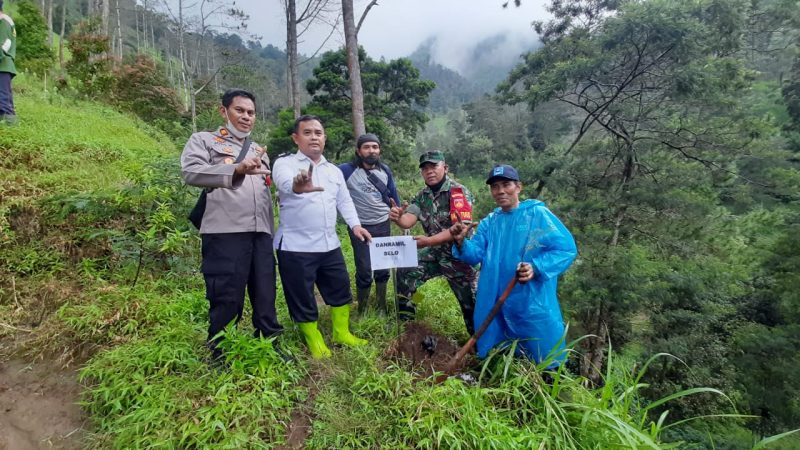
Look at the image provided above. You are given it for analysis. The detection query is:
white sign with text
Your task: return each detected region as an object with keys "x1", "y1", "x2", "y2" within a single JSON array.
[{"x1": 369, "y1": 236, "x2": 418, "y2": 270}]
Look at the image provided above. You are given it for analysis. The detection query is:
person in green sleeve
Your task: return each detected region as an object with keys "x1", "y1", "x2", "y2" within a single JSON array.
[{"x1": 0, "y1": 0, "x2": 16, "y2": 125}]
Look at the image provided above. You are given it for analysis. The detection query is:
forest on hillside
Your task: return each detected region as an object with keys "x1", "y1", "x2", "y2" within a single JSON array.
[{"x1": 1, "y1": 0, "x2": 799, "y2": 448}]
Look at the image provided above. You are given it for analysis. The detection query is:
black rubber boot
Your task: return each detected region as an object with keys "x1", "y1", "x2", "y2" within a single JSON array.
[
  {"x1": 356, "y1": 287, "x2": 371, "y2": 315},
  {"x1": 375, "y1": 282, "x2": 388, "y2": 315}
]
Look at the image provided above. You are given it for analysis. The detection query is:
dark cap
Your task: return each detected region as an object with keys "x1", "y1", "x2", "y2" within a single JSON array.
[
  {"x1": 418, "y1": 151, "x2": 446, "y2": 167},
  {"x1": 356, "y1": 133, "x2": 380, "y2": 148},
  {"x1": 486, "y1": 164, "x2": 520, "y2": 184}
]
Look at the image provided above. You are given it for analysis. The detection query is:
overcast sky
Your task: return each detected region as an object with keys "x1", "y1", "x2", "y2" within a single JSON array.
[{"x1": 235, "y1": 0, "x2": 549, "y2": 72}]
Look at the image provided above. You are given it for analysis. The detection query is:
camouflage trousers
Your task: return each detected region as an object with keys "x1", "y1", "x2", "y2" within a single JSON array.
[{"x1": 397, "y1": 246, "x2": 477, "y2": 334}]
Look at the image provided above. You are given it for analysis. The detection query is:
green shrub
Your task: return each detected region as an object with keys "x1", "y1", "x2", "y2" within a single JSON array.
[
  {"x1": 12, "y1": 0, "x2": 55, "y2": 75},
  {"x1": 76, "y1": 287, "x2": 308, "y2": 449},
  {"x1": 65, "y1": 18, "x2": 114, "y2": 97},
  {"x1": 112, "y1": 54, "x2": 184, "y2": 124}
]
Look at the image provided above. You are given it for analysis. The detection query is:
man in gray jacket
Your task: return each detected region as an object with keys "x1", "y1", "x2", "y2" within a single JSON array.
[
  {"x1": 181, "y1": 89, "x2": 283, "y2": 362},
  {"x1": 338, "y1": 134, "x2": 400, "y2": 315}
]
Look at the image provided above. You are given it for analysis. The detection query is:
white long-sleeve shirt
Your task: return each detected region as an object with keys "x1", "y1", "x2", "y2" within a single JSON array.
[{"x1": 272, "y1": 151, "x2": 361, "y2": 252}]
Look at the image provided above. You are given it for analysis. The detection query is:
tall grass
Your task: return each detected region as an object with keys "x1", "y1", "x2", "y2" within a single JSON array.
[
  {"x1": 73, "y1": 284, "x2": 309, "y2": 449},
  {"x1": 306, "y1": 334, "x2": 743, "y2": 449}
]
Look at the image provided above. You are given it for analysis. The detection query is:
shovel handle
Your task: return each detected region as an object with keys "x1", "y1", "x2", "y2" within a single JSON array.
[{"x1": 441, "y1": 276, "x2": 518, "y2": 376}]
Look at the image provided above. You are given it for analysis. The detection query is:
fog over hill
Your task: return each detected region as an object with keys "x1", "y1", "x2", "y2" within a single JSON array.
[{"x1": 408, "y1": 32, "x2": 541, "y2": 111}]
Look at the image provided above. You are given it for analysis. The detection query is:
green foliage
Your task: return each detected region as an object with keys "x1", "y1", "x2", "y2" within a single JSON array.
[
  {"x1": 408, "y1": 40, "x2": 478, "y2": 111},
  {"x1": 65, "y1": 18, "x2": 114, "y2": 97},
  {"x1": 495, "y1": 0, "x2": 767, "y2": 388},
  {"x1": 265, "y1": 108, "x2": 297, "y2": 162},
  {"x1": 112, "y1": 54, "x2": 184, "y2": 124},
  {"x1": 0, "y1": 240, "x2": 66, "y2": 276},
  {"x1": 0, "y1": 74, "x2": 174, "y2": 230},
  {"x1": 307, "y1": 334, "x2": 744, "y2": 449},
  {"x1": 469, "y1": 1, "x2": 800, "y2": 442},
  {"x1": 284, "y1": 47, "x2": 434, "y2": 166},
  {"x1": 783, "y1": 55, "x2": 800, "y2": 138},
  {"x1": 0, "y1": 74, "x2": 180, "y2": 336},
  {"x1": 11, "y1": 0, "x2": 55, "y2": 75},
  {"x1": 75, "y1": 286, "x2": 308, "y2": 449},
  {"x1": 729, "y1": 220, "x2": 800, "y2": 436},
  {"x1": 2, "y1": 2, "x2": 799, "y2": 449}
]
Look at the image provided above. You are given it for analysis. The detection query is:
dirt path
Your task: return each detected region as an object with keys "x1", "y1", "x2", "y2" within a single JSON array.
[{"x1": 0, "y1": 359, "x2": 85, "y2": 450}]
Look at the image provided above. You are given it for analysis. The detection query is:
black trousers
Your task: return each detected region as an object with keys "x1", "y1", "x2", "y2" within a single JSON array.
[
  {"x1": 201, "y1": 232, "x2": 282, "y2": 348},
  {"x1": 347, "y1": 220, "x2": 391, "y2": 289},
  {"x1": 0, "y1": 72, "x2": 14, "y2": 116},
  {"x1": 276, "y1": 248, "x2": 352, "y2": 323}
]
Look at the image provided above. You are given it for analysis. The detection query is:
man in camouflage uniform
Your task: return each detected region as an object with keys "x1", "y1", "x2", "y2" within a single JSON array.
[{"x1": 389, "y1": 151, "x2": 477, "y2": 334}]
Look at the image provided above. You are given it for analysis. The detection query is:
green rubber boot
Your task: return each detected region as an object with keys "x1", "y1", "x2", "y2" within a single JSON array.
[
  {"x1": 331, "y1": 304, "x2": 368, "y2": 346},
  {"x1": 297, "y1": 321, "x2": 331, "y2": 359}
]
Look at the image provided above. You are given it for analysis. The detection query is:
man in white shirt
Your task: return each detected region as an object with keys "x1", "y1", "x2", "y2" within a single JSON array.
[{"x1": 272, "y1": 115, "x2": 372, "y2": 358}]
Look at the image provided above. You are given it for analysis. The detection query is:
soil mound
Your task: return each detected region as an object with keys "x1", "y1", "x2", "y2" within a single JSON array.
[{"x1": 384, "y1": 322, "x2": 473, "y2": 378}]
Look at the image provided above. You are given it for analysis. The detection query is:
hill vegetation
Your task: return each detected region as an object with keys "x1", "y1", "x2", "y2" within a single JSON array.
[{"x1": 0, "y1": 0, "x2": 799, "y2": 448}]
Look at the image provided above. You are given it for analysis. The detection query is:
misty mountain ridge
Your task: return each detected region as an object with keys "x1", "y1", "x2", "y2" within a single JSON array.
[{"x1": 408, "y1": 32, "x2": 541, "y2": 110}]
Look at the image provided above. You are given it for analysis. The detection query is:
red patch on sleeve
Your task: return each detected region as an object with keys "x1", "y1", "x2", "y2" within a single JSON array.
[{"x1": 449, "y1": 187, "x2": 472, "y2": 222}]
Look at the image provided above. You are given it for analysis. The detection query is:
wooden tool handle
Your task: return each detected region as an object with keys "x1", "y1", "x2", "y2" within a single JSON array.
[{"x1": 441, "y1": 276, "x2": 518, "y2": 377}]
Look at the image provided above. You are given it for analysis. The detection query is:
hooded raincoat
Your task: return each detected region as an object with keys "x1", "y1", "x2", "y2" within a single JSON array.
[{"x1": 453, "y1": 199, "x2": 577, "y2": 366}]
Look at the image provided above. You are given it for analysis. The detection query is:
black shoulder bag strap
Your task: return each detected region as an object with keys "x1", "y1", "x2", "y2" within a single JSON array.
[
  {"x1": 364, "y1": 164, "x2": 392, "y2": 207},
  {"x1": 188, "y1": 136, "x2": 252, "y2": 229}
]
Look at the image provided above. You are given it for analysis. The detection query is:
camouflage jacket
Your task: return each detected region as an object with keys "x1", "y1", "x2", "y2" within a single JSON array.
[{"x1": 406, "y1": 177, "x2": 475, "y2": 238}]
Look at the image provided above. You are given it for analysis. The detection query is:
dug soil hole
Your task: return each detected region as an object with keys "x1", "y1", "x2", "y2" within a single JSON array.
[{"x1": 385, "y1": 322, "x2": 474, "y2": 378}]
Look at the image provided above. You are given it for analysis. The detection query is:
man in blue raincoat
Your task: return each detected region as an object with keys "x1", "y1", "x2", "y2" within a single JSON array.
[{"x1": 450, "y1": 164, "x2": 577, "y2": 367}]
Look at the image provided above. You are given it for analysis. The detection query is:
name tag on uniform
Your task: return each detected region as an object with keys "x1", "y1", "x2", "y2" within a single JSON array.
[{"x1": 369, "y1": 236, "x2": 418, "y2": 270}]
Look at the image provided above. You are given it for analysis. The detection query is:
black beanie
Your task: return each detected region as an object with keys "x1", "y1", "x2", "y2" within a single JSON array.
[{"x1": 356, "y1": 133, "x2": 380, "y2": 149}]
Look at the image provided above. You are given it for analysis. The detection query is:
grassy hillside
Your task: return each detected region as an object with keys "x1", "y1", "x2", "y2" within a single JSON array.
[
  {"x1": 2, "y1": 75, "x2": 793, "y2": 449},
  {"x1": 0, "y1": 73, "x2": 183, "y2": 344},
  {"x1": 0, "y1": 74, "x2": 174, "y2": 231}
]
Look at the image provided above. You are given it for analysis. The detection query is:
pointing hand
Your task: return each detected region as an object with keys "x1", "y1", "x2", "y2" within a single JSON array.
[
  {"x1": 293, "y1": 162, "x2": 325, "y2": 193},
  {"x1": 449, "y1": 211, "x2": 478, "y2": 246},
  {"x1": 235, "y1": 156, "x2": 271, "y2": 176}
]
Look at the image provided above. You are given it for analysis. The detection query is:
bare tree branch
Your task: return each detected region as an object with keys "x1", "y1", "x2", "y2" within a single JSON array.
[{"x1": 356, "y1": 0, "x2": 378, "y2": 36}]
